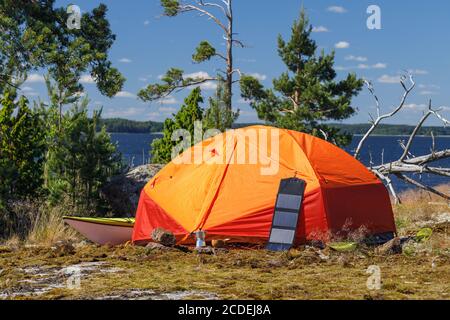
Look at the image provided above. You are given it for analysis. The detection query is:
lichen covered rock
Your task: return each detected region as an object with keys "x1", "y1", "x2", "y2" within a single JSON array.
[
  {"x1": 151, "y1": 228, "x2": 176, "y2": 247},
  {"x1": 101, "y1": 164, "x2": 164, "y2": 216}
]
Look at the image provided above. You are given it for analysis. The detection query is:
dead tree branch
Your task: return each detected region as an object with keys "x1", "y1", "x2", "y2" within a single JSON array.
[
  {"x1": 354, "y1": 74, "x2": 415, "y2": 159},
  {"x1": 355, "y1": 74, "x2": 449, "y2": 203},
  {"x1": 395, "y1": 174, "x2": 450, "y2": 201},
  {"x1": 399, "y1": 100, "x2": 433, "y2": 162}
]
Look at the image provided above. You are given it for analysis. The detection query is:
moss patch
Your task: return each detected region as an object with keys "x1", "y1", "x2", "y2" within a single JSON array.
[{"x1": 0, "y1": 240, "x2": 448, "y2": 300}]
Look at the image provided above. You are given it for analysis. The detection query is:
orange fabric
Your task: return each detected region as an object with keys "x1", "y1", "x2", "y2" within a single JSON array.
[
  {"x1": 133, "y1": 126, "x2": 396, "y2": 244},
  {"x1": 132, "y1": 190, "x2": 187, "y2": 243}
]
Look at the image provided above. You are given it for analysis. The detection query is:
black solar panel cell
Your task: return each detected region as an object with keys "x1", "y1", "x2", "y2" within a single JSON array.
[
  {"x1": 273, "y1": 211, "x2": 299, "y2": 228},
  {"x1": 269, "y1": 228, "x2": 296, "y2": 244},
  {"x1": 276, "y1": 194, "x2": 302, "y2": 211}
]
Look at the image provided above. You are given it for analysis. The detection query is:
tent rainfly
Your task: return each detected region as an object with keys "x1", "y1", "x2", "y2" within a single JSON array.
[{"x1": 133, "y1": 126, "x2": 396, "y2": 245}]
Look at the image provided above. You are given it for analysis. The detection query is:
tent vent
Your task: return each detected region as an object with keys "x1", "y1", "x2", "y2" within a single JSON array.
[{"x1": 267, "y1": 178, "x2": 306, "y2": 251}]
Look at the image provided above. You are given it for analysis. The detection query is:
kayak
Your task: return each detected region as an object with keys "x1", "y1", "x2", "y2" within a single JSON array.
[{"x1": 63, "y1": 216, "x2": 135, "y2": 245}]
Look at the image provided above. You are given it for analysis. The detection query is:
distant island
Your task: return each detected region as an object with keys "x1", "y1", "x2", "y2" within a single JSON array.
[
  {"x1": 328, "y1": 123, "x2": 450, "y2": 136},
  {"x1": 98, "y1": 118, "x2": 164, "y2": 133},
  {"x1": 99, "y1": 118, "x2": 450, "y2": 136}
]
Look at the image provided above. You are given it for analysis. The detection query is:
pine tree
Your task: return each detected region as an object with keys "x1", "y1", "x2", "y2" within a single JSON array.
[
  {"x1": 0, "y1": 2, "x2": 124, "y2": 97},
  {"x1": 203, "y1": 78, "x2": 239, "y2": 132},
  {"x1": 151, "y1": 87, "x2": 204, "y2": 163},
  {"x1": 240, "y1": 9, "x2": 363, "y2": 146},
  {"x1": 0, "y1": 92, "x2": 46, "y2": 205}
]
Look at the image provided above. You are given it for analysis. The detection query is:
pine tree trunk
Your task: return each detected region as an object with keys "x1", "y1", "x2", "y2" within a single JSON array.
[
  {"x1": 59, "y1": 104, "x2": 62, "y2": 130},
  {"x1": 225, "y1": 0, "x2": 233, "y2": 111}
]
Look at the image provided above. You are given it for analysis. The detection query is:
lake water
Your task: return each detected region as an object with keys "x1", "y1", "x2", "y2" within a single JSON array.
[{"x1": 111, "y1": 133, "x2": 449, "y2": 192}]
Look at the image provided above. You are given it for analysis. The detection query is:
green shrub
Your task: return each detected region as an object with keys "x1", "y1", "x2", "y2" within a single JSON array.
[{"x1": 46, "y1": 98, "x2": 123, "y2": 215}]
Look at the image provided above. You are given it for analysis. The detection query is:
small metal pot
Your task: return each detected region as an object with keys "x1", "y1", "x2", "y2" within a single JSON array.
[{"x1": 194, "y1": 230, "x2": 206, "y2": 248}]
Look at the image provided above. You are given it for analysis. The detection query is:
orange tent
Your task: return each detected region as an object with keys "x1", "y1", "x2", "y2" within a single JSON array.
[{"x1": 133, "y1": 126, "x2": 396, "y2": 244}]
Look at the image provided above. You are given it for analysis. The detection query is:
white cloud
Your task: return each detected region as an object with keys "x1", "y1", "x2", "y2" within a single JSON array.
[
  {"x1": 139, "y1": 76, "x2": 152, "y2": 82},
  {"x1": 403, "y1": 103, "x2": 427, "y2": 111},
  {"x1": 184, "y1": 71, "x2": 211, "y2": 79},
  {"x1": 158, "y1": 106, "x2": 177, "y2": 113},
  {"x1": 74, "y1": 91, "x2": 86, "y2": 98},
  {"x1": 357, "y1": 64, "x2": 370, "y2": 69},
  {"x1": 80, "y1": 74, "x2": 95, "y2": 84},
  {"x1": 144, "y1": 20, "x2": 150, "y2": 26},
  {"x1": 378, "y1": 74, "x2": 402, "y2": 84},
  {"x1": 237, "y1": 98, "x2": 250, "y2": 104},
  {"x1": 158, "y1": 96, "x2": 178, "y2": 105},
  {"x1": 335, "y1": 41, "x2": 350, "y2": 49},
  {"x1": 21, "y1": 84, "x2": 41, "y2": 97},
  {"x1": 21, "y1": 86, "x2": 35, "y2": 92},
  {"x1": 24, "y1": 91, "x2": 39, "y2": 97},
  {"x1": 103, "y1": 107, "x2": 144, "y2": 118},
  {"x1": 115, "y1": 91, "x2": 136, "y2": 98},
  {"x1": 147, "y1": 112, "x2": 161, "y2": 120},
  {"x1": 357, "y1": 63, "x2": 386, "y2": 69},
  {"x1": 419, "y1": 90, "x2": 438, "y2": 96},
  {"x1": 409, "y1": 69, "x2": 428, "y2": 75},
  {"x1": 26, "y1": 74, "x2": 45, "y2": 83},
  {"x1": 248, "y1": 73, "x2": 267, "y2": 81},
  {"x1": 119, "y1": 58, "x2": 132, "y2": 63},
  {"x1": 335, "y1": 63, "x2": 387, "y2": 71},
  {"x1": 345, "y1": 55, "x2": 367, "y2": 62},
  {"x1": 327, "y1": 6, "x2": 347, "y2": 13},
  {"x1": 312, "y1": 26, "x2": 329, "y2": 33},
  {"x1": 419, "y1": 84, "x2": 440, "y2": 90},
  {"x1": 372, "y1": 63, "x2": 387, "y2": 69},
  {"x1": 103, "y1": 107, "x2": 171, "y2": 121},
  {"x1": 199, "y1": 81, "x2": 217, "y2": 90},
  {"x1": 185, "y1": 71, "x2": 217, "y2": 90},
  {"x1": 418, "y1": 84, "x2": 440, "y2": 95}
]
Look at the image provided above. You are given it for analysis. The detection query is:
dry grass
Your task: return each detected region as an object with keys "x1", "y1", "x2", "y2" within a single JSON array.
[
  {"x1": 0, "y1": 199, "x2": 42, "y2": 240},
  {"x1": 392, "y1": 184, "x2": 449, "y2": 261},
  {"x1": 26, "y1": 205, "x2": 79, "y2": 246},
  {"x1": 0, "y1": 198, "x2": 80, "y2": 247},
  {"x1": 393, "y1": 184, "x2": 449, "y2": 233}
]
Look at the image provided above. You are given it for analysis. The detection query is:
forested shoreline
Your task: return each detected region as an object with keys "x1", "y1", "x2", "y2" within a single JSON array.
[{"x1": 99, "y1": 118, "x2": 450, "y2": 136}]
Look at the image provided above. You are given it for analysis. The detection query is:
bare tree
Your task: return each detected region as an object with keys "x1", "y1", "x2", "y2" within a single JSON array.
[
  {"x1": 355, "y1": 74, "x2": 449, "y2": 203},
  {"x1": 139, "y1": 0, "x2": 243, "y2": 110}
]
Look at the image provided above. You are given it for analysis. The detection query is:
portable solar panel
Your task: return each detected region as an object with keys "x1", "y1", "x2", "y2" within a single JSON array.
[{"x1": 266, "y1": 178, "x2": 306, "y2": 251}]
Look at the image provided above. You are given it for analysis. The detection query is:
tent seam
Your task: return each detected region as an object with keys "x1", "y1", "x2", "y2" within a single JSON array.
[{"x1": 282, "y1": 128, "x2": 324, "y2": 182}]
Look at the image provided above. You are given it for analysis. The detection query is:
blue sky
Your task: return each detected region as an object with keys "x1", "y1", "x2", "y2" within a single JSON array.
[{"x1": 21, "y1": 0, "x2": 450, "y2": 125}]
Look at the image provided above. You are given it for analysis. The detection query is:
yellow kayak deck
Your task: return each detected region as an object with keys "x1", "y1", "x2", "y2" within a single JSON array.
[{"x1": 63, "y1": 216, "x2": 135, "y2": 228}]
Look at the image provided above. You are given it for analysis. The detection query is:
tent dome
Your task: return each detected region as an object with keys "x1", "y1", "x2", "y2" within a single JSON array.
[{"x1": 132, "y1": 126, "x2": 395, "y2": 244}]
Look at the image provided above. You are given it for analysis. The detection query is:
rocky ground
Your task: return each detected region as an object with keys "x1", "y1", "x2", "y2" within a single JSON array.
[{"x1": 0, "y1": 211, "x2": 448, "y2": 300}]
